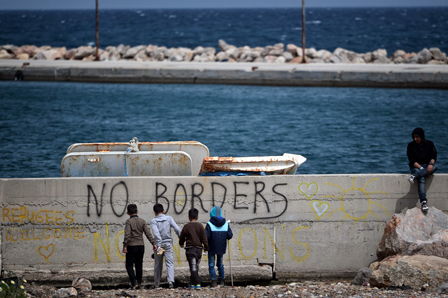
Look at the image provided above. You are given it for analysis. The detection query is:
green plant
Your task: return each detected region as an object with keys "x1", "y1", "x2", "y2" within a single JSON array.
[{"x1": 0, "y1": 278, "x2": 27, "y2": 298}]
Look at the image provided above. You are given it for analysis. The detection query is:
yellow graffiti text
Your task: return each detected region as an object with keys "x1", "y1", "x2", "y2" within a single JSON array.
[{"x1": 2, "y1": 206, "x2": 75, "y2": 225}]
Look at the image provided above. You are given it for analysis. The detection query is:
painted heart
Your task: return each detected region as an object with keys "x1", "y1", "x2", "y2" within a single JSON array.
[
  {"x1": 38, "y1": 244, "x2": 55, "y2": 261},
  {"x1": 298, "y1": 182, "x2": 318, "y2": 200},
  {"x1": 311, "y1": 200, "x2": 330, "y2": 220}
]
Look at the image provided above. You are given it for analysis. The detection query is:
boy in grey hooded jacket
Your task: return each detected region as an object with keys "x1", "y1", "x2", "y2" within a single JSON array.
[{"x1": 150, "y1": 203, "x2": 181, "y2": 288}]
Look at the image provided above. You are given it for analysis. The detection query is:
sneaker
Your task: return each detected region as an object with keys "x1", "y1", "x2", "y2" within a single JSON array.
[
  {"x1": 151, "y1": 284, "x2": 160, "y2": 289},
  {"x1": 421, "y1": 203, "x2": 429, "y2": 211},
  {"x1": 129, "y1": 284, "x2": 141, "y2": 290},
  {"x1": 189, "y1": 285, "x2": 195, "y2": 289},
  {"x1": 218, "y1": 279, "x2": 225, "y2": 287},
  {"x1": 210, "y1": 280, "x2": 218, "y2": 288},
  {"x1": 195, "y1": 284, "x2": 201, "y2": 290},
  {"x1": 168, "y1": 282, "x2": 174, "y2": 289},
  {"x1": 407, "y1": 175, "x2": 415, "y2": 184}
]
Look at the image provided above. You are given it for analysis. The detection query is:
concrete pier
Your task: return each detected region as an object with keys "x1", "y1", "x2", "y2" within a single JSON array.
[
  {"x1": 1, "y1": 174, "x2": 447, "y2": 285},
  {"x1": 1, "y1": 60, "x2": 447, "y2": 88}
]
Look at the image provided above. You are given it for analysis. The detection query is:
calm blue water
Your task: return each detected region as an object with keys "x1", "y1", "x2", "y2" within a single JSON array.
[
  {"x1": 1, "y1": 8, "x2": 447, "y2": 55},
  {"x1": 0, "y1": 81, "x2": 447, "y2": 178}
]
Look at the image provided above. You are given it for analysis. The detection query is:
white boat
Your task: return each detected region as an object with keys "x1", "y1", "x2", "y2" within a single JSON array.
[
  {"x1": 63, "y1": 139, "x2": 209, "y2": 176},
  {"x1": 61, "y1": 138, "x2": 306, "y2": 177},
  {"x1": 199, "y1": 153, "x2": 307, "y2": 175}
]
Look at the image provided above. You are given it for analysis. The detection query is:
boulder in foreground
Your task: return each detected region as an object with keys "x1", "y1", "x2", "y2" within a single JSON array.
[
  {"x1": 370, "y1": 254, "x2": 448, "y2": 289},
  {"x1": 377, "y1": 207, "x2": 448, "y2": 260}
]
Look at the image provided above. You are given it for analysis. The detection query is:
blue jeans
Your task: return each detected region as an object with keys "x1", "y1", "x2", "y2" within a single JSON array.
[
  {"x1": 208, "y1": 253, "x2": 224, "y2": 280},
  {"x1": 411, "y1": 163, "x2": 438, "y2": 203}
]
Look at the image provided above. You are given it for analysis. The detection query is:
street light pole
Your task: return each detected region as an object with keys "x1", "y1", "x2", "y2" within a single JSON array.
[
  {"x1": 95, "y1": 0, "x2": 99, "y2": 61},
  {"x1": 302, "y1": 0, "x2": 306, "y2": 63}
]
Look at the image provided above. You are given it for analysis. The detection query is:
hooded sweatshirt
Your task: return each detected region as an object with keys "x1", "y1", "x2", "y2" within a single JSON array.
[
  {"x1": 150, "y1": 213, "x2": 181, "y2": 248},
  {"x1": 205, "y1": 206, "x2": 233, "y2": 255},
  {"x1": 407, "y1": 127, "x2": 437, "y2": 169}
]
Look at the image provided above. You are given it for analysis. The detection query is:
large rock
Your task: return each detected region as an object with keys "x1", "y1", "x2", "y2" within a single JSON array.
[
  {"x1": 123, "y1": 45, "x2": 146, "y2": 58},
  {"x1": 116, "y1": 44, "x2": 130, "y2": 55},
  {"x1": 286, "y1": 44, "x2": 298, "y2": 56},
  {"x1": 64, "y1": 48, "x2": 77, "y2": 60},
  {"x1": 377, "y1": 207, "x2": 448, "y2": 261},
  {"x1": 370, "y1": 254, "x2": 448, "y2": 289},
  {"x1": 218, "y1": 39, "x2": 232, "y2": 51},
  {"x1": 52, "y1": 287, "x2": 77, "y2": 298},
  {"x1": 16, "y1": 53, "x2": 30, "y2": 60},
  {"x1": 351, "y1": 267, "x2": 373, "y2": 285},
  {"x1": 313, "y1": 49, "x2": 332, "y2": 60},
  {"x1": 74, "y1": 46, "x2": 94, "y2": 59},
  {"x1": 109, "y1": 51, "x2": 121, "y2": 61},
  {"x1": 0, "y1": 50, "x2": 12, "y2": 59},
  {"x1": 71, "y1": 278, "x2": 92, "y2": 292},
  {"x1": 391, "y1": 50, "x2": 406, "y2": 61},
  {"x1": 417, "y1": 48, "x2": 432, "y2": 64},
  {"x1": 282, "y1": 51, "x2": 294, "y2": 62},
  {"x1": 429, "y1": 47, "x2": 446, "y2": 61},
  {"x1": 34, "y1": 48, "x2": 65, "y2": 60}
]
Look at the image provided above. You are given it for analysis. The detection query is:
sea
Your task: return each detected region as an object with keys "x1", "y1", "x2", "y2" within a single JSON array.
[{"x1": 0, "y1": 8, "x2": 447, "y2": 178}]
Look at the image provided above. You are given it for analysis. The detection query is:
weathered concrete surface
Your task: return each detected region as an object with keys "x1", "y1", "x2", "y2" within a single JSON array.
[
  {"x1": 1, "y1": 60, "x2": 447, "y2": 88},
  {"x1": 1, "y1": 174, "x2": 447, "y2": 285}
]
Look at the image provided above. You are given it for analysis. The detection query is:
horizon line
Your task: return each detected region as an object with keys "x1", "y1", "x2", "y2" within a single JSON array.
[{"x1": 2, "y1": 5, "x2": 448, "y2": 11}]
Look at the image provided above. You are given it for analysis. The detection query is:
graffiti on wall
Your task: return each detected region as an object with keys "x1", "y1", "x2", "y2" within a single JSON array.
[
  {"x1": 2, "y1": 175, "x2": 389, "y2": 265},
  {"x1": 297, "y1": 176, "x2": 389, "y2": 222}
]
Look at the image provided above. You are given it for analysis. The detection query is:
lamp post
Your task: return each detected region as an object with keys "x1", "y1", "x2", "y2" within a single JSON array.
[
  {"x1": 302, "y1": 0, "x2": 306, "y2": 63},
  {"x1": 95, "y1": 0, "x2": 99, "y2": 61}
]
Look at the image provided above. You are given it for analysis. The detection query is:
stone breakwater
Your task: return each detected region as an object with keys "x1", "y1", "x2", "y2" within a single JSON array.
[{"x1": 1, "y1": 39, "x2": 447, "y2": 65}]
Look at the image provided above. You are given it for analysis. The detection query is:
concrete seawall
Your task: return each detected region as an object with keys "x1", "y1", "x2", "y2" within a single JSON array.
[
  {"x1": 1, "y1": 60, "x2": 448, "y2": 88},
  {"x1": 1, "y1": 174, "x2": 447, "y2": 285}
]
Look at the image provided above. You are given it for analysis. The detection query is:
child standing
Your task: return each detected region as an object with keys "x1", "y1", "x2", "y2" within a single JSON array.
[
  {"x1": 179, "y1": 208, "x2": 209, "y2": 290},
  {"x1": 205, "y1": 206, "x2": 233, "y2": 288},
  {"x1": 150, "y1": 203, "x2": 181, "y2": 289},
  {"x1": 122, "y1": 204, "x2": 156, "y2": 290}
]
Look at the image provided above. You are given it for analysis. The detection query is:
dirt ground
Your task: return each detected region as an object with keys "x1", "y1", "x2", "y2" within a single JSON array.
[{"x1": 24, "y1": 280, "x2": 448, "y2": 298}]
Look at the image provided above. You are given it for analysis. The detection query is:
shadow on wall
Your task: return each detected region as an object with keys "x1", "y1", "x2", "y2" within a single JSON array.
[{"x1": 394, "y1": 177, "x2": 435, "y2": 214}]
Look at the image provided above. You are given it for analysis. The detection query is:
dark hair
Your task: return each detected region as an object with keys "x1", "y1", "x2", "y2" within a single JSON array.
[
  {"x1": 127, "y1": 204, "x2": 138, "y2": 215},
  {"x1": 188, "y1": 208, "x2": 199, "y2": 220},
  {"x1": 153, "y1": 203, "x2": 164, "y2": 213}
]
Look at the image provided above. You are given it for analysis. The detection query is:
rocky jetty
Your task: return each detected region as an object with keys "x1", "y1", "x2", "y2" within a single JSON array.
[{"x1": 1, "y1": 40, "x2": 447, "y2": 65}]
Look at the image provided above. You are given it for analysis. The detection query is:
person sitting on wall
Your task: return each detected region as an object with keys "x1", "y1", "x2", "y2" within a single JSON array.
[
  {"x1": 122, "y1": 203, "x2": 157, "y2": 290},
  {"x1": 150, "y1": 203, "x2": 181, "y2": 289},
  {"x1": 407, "y1": 127, "x2": 438, "y2": 211}
]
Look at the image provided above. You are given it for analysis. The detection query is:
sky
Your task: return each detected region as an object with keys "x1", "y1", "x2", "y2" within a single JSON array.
[{"x1": 1, "y1": 0, "x2": 447, "y2": 10}]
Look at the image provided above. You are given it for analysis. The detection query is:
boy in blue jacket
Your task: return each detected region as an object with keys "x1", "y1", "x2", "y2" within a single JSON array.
[{"x1": 205, "y1": 206, "x2": 233, "y2": 288}]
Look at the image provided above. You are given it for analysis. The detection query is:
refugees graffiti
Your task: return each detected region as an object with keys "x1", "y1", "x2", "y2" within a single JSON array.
[{"x1": 2, "y1": 206, "x2": 75, "y2": 225}]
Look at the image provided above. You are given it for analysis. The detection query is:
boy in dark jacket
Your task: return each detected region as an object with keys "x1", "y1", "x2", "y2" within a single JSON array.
[
  {"x1": 205, "y1": 206, "x2": 233, "y2": 288},
  {"x1": 122, "y1": 204, "x2": 156, "y2": 290},
  {"x1": 407, "y1": 127, "x2": 438, "y2": 211},
  {"x1": 179, "y1": 208, "x2": 209, "y2": 290}
]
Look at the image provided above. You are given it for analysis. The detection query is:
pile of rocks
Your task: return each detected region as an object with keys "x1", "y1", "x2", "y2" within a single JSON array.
[
  {"x1": 353, "y1": 207, "x2": 448, "y2": 290},
  {"x1": 1, "y1": 40, "x2": 447, "y2": 64}
]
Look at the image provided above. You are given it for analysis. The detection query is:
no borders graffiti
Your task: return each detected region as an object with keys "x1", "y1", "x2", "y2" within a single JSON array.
[{"x1": 87, "y1": 180, "x2": 289, "y2": 221}]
